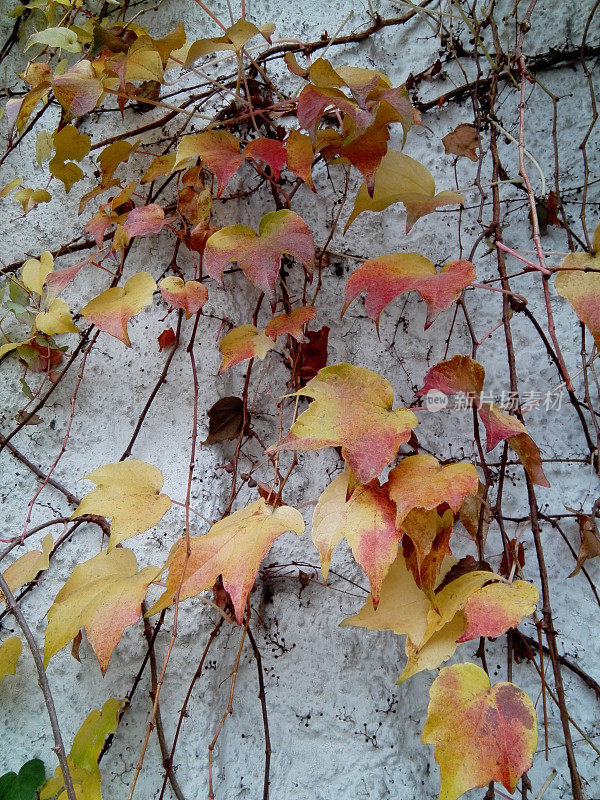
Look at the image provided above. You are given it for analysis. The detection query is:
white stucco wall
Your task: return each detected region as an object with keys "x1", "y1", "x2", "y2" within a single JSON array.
[{"x1": 1, "y1": 1, "x2": 599, "y2": 799}]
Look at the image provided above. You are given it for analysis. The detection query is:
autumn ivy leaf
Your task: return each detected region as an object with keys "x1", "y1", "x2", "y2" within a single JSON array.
[
  {"x1": 149, "y1": 498, "x2": 304, "y2": 624},
  {"x1": 71, "y1": 460, "x2": 172, "y2": 549},
  {"x1": 40, "y1": 698, "x2": 123, "y2": 800},
  {"x1": 158, "y1": 327, "x2": 176, "y2": 351},
  {"x1": 203, "y1": 396, "x2": 245, "y2": 444},
  {"x1": 185, "y1": 19, "x2": 274, "y2": 66},
  {"x1": 285, "y1": 130, "x2": 315, "y2": 189},
  {"x1": 422, "y1": 663, "x2": 537, "y2": 800},
  {"x1": 159, "y1": 276, "x2": 208, "y2": 318},
  {"x1": 174, "y1": 131, "x2": 243, "y2": 195},
  {"x1": 52, "y1": 60, "x2": 104, "y2": 119},
  {"x1": 399, "y1": 613, "x2": 467, "y2": 684},
  {"x1": 204, "y1": 210, "x2": 315, "y2": 294},
  {"x1": 424, "y1": 569, "x2": 502, "y2": 643},
  {"x1": 264, "y1": 306, "x2": 316, "y2": 341},
  {"x1": 218, "y1": 325, "x2": 275, "y2": 373},
  {"x1": 80, "y1": 271, "x2": 156, "y2": 346},
  {"x1": 401, "y1": 508, "x2": 454, "y2": 594},
  {"x1": 126, "y1": 37, "x2": 164, "y2": 83},
  {"x1": 270, "y1": 363, "x2": 417, "y2": 485},
  {"x1": 1, "y1": 534, "x2": 53, "y2": 596},
  {"x1": 49, "y1": 125, "x2": 91, "y2": 193},
  {"x1": 122, "y1": 204, "x2": 167, "y2": 240},
  {"x1": 312, "y1": 471, "x2": 399, "y2": 605},
  {"x1": 141, "y1": 153, "x2": 176, "y2": 184},
  {"x1": 346, "y1": 150, "x2": 464, "y2": 232},
  {"x1": 243, "y1": 138, "x2": 287, "y2": 180},
  {"x1": 555, "y1": 224, "x2": 600, "y2": 347},
  {"x1": 12, "y1": 188, "x2": 51, "y2": 213},
  {"x1": 21, "y1": 251, "x2": 53, "y2": 295},
  {"x1": 25, "y1": 27, "x2": 82, "y2": 53},
  {"x1": 457, "y1": 580, "x2": 538, "y2": 642},
  {"x1": 343, "y1": 254, "x2": 475, "y2": 330},
  {"x1": 442, "y1": 123, "x2": 480, "y2": 162},
  {"x1": 386, "y1": 454, "x2": 479, "y2": 526},
  {"x1": 36, "y1": 298, "x2": 80, "y2": 335},
  {"x1": 0, "y1": 758, "x2": 45, "y2": 800},
  {"x1": 0, "y1": 637, "x2": 22, "y2": 682},
  {"x1": 567, "y1": 509, "x2": 600, "y2": 576},
  {"x1": 44, "y1": 548, "x2": 160, "y2": 673}
]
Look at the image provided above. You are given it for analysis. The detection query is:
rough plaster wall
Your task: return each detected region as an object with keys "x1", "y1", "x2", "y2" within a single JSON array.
[{"x1": 0, "y1": 1, "x2": 599, "y2": 799}]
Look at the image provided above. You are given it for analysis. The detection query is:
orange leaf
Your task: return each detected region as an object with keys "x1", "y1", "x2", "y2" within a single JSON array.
[
  {"x1": 312, "y1": 471, "x2": 399, "y2": 605},
  {"x1": 159, "y1": 276, "x2": 208, "y2": 318},
  {"x1": 386, "y1": 454, "x2": 479, "y2": 526},
  {"x1": 343, "y1": 254, "x2": 475, "y2": 329},
  {"x1": 148, "y1": 498, "x2": 304, "y2": 623},
  {"x1": 174, "y1": 131, "x2": 243, "y2": 196},
  {"x1": 218, "y1": 325, "x2": 275, "y2": 373},
  {"x1": 204, "y1": 209, "x2": 314, "y2": 293},
  {"x1": 269, "y1": 363, "x2": 418, "y2": 485},
  {"x1": 417, "y1": 354, "x2": 484, "y2": 398},
  {"x1": 401, "y1": 508, "x2": 454, "y2": 593},
  {"x1": 158, "y1": 327, "x2": 176, "y2": 351},
  {"x1": 286, "y1": 130, "x2": 315, "y2": 189},
  {"x1": 422, "y1": 663, "x2": 537, "y2": 800},
  {"x1": 264, "y1": 306, "x2": 316, "y2": 341}
]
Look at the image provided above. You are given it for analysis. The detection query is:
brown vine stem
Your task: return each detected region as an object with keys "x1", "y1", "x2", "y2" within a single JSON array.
[
  {"x1": 0, "y1": 572, "x2": 77, "y2": 800},
  {"x1": 1, "y1": 435, "x2": 81, "y2": 507},
  {"x1": 246, "y1": 624, "x2": 271, "y2": 800}
]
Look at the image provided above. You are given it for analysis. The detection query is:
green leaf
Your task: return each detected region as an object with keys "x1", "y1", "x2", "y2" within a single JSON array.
[
  {"x1": 25, "y1": 27, "x2": 81, "y2": 53},
  {"x1": 0, "y1": 759, "x2": 45, "y2": 800}
]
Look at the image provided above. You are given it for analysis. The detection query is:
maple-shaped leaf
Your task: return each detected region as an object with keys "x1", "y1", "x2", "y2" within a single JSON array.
[
  {"x1": 312, "y1": 471, "x2": 398, "y2": 605},
  {"x1": 218, "y1": 325, "x2": 275, "y2": 373},
  {"x1": 442, "y1": 123, "x2": 480, "y2": 162},
  {"x1": 346, "y1": 150, "x2": 464, "y2": 232},
  {"x1": 458, "y1": 580, "x2": 538, "y2": 642},
  {"x1": 555, "y1": 225, "x2": 600, "y2": 347},
  {"x1": 270, "y1": 363, "x2": 418, "y2": 485},
  {"x1": 149, "y1": 498, "x2": 304, "y2": 624},
  {"x1": 44, "y1": 548, "x2": 160, "y2": 673},
  {"x1": 71, "y1": 460, "x2": 171, "y2": 549},
  {"x1": 185, "y1": 19, "x2": 274, "y2": 66},
  {"x1": 0, "y1": 637, "x2": 22, "y2": 682},
  {"x1": 204, "y1": 210, "x2": 314, "y2": 294},
  {"x1": 40, "y1": 698, "x2": 123, "y2": 800},
  {"x1": 36, "y1": 298, "x2": 80, "y2": 335},
  {"x1": 21, "y1": 251, "x2": 54, "y2": 295},
  {"x1": 264, "y1": 306, "x2": 316, "y2": 340},
  {"x1": 80, "y1": 271, "x2": 156, "y2": 346},
  {"x1": 422, "y1": 663, "x2": 537, "y2": 800},
  {"x1": 343, "y1": 254, "x2": 475, "y2": 329},
  {"x1": 1, "y1": 533, "x2": 53, "y2": 596},
  {"x1": 173, "y1": 131, "x2": 243, "y2": 195},
  {"x1": 386, "y1": 454, "x2": 479, "y2": 526},
  {"x1": 159, "y1": 276, "x2": 208, "y2": 318}
]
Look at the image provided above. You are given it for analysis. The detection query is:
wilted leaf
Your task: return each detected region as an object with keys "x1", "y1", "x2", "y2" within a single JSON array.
[
  {"x1": 264, "y1": 306, "x2": 316, "y2": 340},
  {"x1": 80, "y1": 271, "x2": 156, "y2": 346},
  {"x1": 0, "y1": 637, "x2": 22, "y2": 682},
  {"x1": 22, "y1": 251, "x2": 53, "y2": 295},
  {"x1": 386, "y1": 454, "x2": 479, "y2": 526},
  {"x1": 568, "y1": 510, "x2": 600, "y2": 576},
  {"x1": 458, "y1": 481, "x2": 491, "y2": 542},
  {"x1": 204, "y1": 209, "x2": 314, "y2": 293},
  {"x1": 442, "y1": 123, "x2": 480, "y2": 162},
  {"x1": 312, "y1": 471, "x2": 399, "y2": 604},
  {"x1": 159, "y1": 276, "x2": 207, "y2": 318},
  {"x1": 458, "y1": 580, "x2": 538, "y2": 641},
  {"x1": 203, "y1": 396, "x2": 244, "y2": 444},
  {"x1": 36, "y1": 298, "x2": 80, "y2": 335},
  {"x1": 343, "y1": 254, "x2": 475, "y2": 329},
  {"x1": 44, "y1": 548, "x2": 160, "y2": 672},
  {"x1": 2, "y1": 534, "x2": 53, "y2": 596},
  {"x1": 72, "y1": 460, "x2": 171, "y2": 549},
  {"x1": 0, "y1": 758, "x2": 44, "y2": 800},
  {"x1": 141, "y1": 153, "x2": 176, "y2": 184},
  {"x1": 270, "y1": 363, "x2": 418, "y2": 485},
  {"x1": 158, "y1": 327, "x2": 176, "y2": 351},
  {"x1": 298, "y1": 326, "x2": 329, "y2": 383},
  {"x1": 97, "y1": 140, "x2": 138, "y2": 186},
  {"x1": 218, "y1": 325, "x2": 275, "y2": 373},
  {"x1": 346, "y1": 150, "x2": 464, "y2": 231},
  {"x1": 422, "y1": 663, "x2": 537, "y2": 800},
  {"x1": 149, "y1": 498, "x2": 304, "y2": 623}
]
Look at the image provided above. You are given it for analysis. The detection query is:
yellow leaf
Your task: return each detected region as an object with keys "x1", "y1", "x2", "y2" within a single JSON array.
[
  {"x1": 36, "y1": 298, "x2": 80, "y2": 335},
  {"x1": 22, "y1": 251, "x2": 54, "y2": 294},
  {"x1": 13, "y1": 188, "x2": 51, "y2": 213},
  {"x1": 346, "y1": 150, "x2": 464, "y2": 231},
  {"x1": 0, "y1": 637, "x2": 22, "y2": 681},
  {"x1": 218, "y1": 324, "x2": 274, "y2": 373},
  {"x1": 25, "y1": 27, "x2": 82, "y2": 53},
  {"x1": 2, "y1": 534, "x2": 53, "y2": 596},
  {"x1": 149, "y1": 498, "x2": 304, "y2": 624},
  {"x1": 126, "y1": 37, "x2": 164, "y2": 82},
  {"x1": 422, "y1": 663, "x2": 537, "y2": 800},
  {"x1": 71, "y1": 459, "x2": 171, "y2": 549},
  {"x1": 80, "y1": 271, "x2": 156, "y2": 346},
  {"x1": 397, "y1": 613, "x2": 466, "y2": 684},
  {"x1": 44, "y1": 547, "x2": 160, "y2": 673}
]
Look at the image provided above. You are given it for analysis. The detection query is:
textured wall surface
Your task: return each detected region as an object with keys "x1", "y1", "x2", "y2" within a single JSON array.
[{"x1": 1, "y1": 2, "x2": 599, "y2": 799}]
